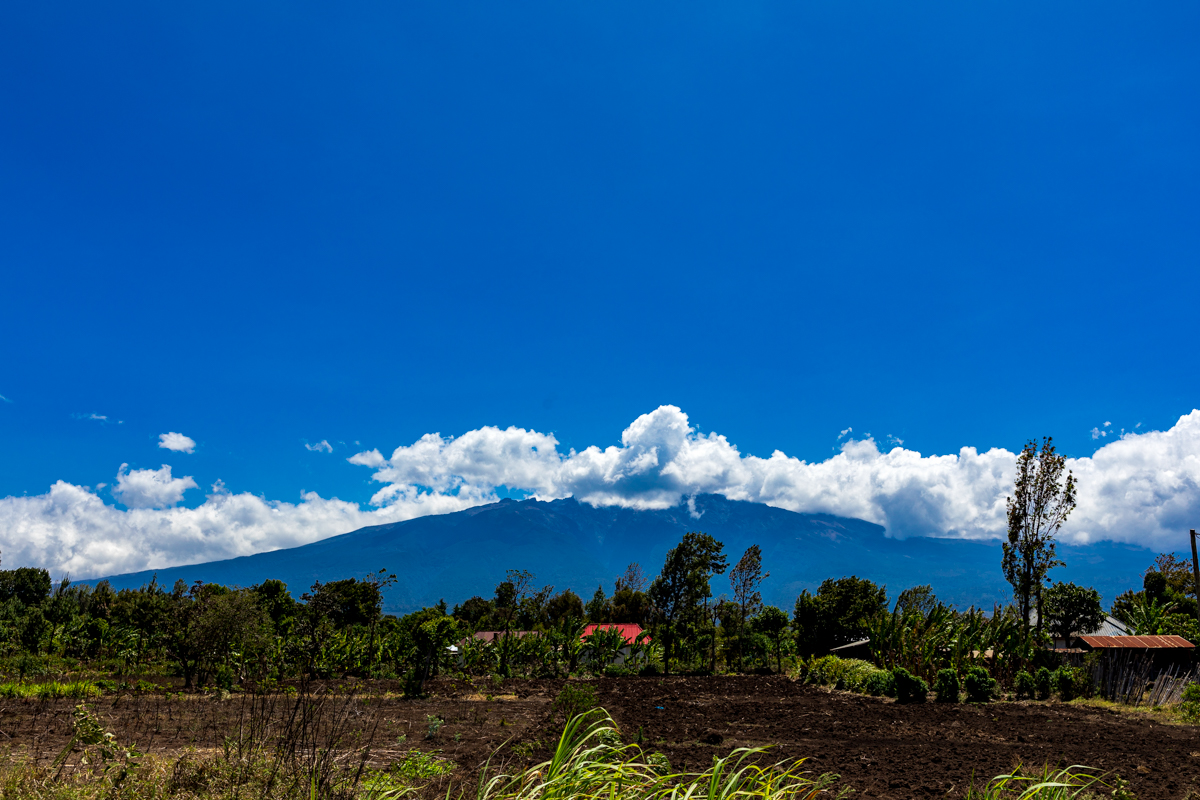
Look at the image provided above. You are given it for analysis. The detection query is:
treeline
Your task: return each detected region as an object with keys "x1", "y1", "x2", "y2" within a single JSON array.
[{"x1": 0, "y1": 530, "x2": 1194, "y2": 693}]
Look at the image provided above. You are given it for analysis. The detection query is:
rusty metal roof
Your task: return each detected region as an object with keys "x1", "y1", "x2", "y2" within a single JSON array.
[{"x1": 1078, "y1": 635, "x2": 1195, "y2": 649}]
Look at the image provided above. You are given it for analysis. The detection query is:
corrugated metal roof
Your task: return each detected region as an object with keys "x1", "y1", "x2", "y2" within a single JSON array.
[
  {"x1": 1093, "y1": 616, "x2": 1132, "y2": 637},
  {"x1": 1079, "y1": 635, "x2": 1195, "y2": 649},
  {"x1": 582, "y1": 623, "x2": 650, "y2": 644},
  {"x1": 830, "y1": 638, "x2": 870, "y2": 652},
  {"x1": 1030, "y1": 611, "x2": 1130, "y2": 637}
]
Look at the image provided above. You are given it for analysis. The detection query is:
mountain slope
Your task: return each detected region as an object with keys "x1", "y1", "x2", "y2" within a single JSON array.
[{"x1": 92, "y1": 495, "x2": 1151, "y2": 612}]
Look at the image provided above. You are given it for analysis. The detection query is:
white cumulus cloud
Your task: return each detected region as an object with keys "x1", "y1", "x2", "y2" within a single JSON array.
[
  {"x1": 305, "y1": 440, "x2": 333, "y2": 453},
  {"x1": 0, "y1": 480, "x2": 482, "y2": 579},
  {"x1": 3, "y1": 405, "x2": 1200, "y2": 579},
  {"x1": 113, "y1": 464, "x2": 198, "y2": 509},
  {"x1": 158, "y1": 432, "x2": 196, "y2": 453},
  {"x1": 350, "y1": 405, "x2": 1200, "y2": 549}
]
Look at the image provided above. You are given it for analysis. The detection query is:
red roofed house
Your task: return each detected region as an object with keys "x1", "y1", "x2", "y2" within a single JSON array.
[{"x1": 581, "y1": 623, "x2": 651, "y2": 667}]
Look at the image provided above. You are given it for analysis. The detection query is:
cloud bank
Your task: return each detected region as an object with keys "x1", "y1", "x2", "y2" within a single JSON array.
[{"x1": 2, "y1": 406, "x2": 1199, "y2": 579}]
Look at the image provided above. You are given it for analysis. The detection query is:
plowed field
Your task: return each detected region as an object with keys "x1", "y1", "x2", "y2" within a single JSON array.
[{"x1": 2, "y1": 676, "x2": 1198, "y2": 798}]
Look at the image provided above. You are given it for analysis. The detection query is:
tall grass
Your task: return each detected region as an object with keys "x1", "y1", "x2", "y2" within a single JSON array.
[
  {"x1": 963, "y1": 765, "x2": 1130, "y2": 800},
  {"x1": 0, "y1": 681, "x2": 101, "y2": 699},
  {"x1": 474, "y1": 708, "x2": 843, "y2": 800}
]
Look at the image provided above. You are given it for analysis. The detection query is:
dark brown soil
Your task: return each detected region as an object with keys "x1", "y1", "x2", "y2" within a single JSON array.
[{"x1": 2, "y1": 676, "x2": 1199, "y2": 799}]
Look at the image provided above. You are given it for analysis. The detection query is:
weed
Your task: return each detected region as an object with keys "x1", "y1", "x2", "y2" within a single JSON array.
[
  {"x1": 425, "y1": 714, "x2": 443, "y2": 740},
  {"x1": 553, "y1": 682, "x2": 598, "y2": 722},
  {"x1": 388, "y1": 748, "x2": 456, "y2": 781}
]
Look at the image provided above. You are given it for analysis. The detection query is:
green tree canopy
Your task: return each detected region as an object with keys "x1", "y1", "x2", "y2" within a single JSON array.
[
  {"x1": 648, "y1": 531, "x2": 727, "y2": 674},
  {"x1": 0, "y1": 567, "x2": 52, "y2": 607},
  {"x1": 1042, "y1": 581, "x2": 1104, "y2": 641},
  {"x1": 793, "y1": 575, "x2": 887, "y2": 656}
]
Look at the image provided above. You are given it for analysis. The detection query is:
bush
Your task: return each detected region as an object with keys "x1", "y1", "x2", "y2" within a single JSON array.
[
  {"x1": 893, "y1": 668, "x2": 928, "y2": 704},
  {"x1": 803, "y1": 656, "x2": 878, "y2": 691},
  {"x1": 402, "y1": 669, "x2": 426, "y2": 698},
  {"x1": 554, "y1": 682, "x2": 598, "y2": 722},
  {"x1": 1051, "y1": 665, "x2": 1091, "y2": 701},
  {"x1": 963, "y1": 666, "x2": 996, "y2": 703},
  {"x1": 934, "y1": 669, "x2": 960, "y2": 703},
  {"x1": 1035, "y1": 666, "x2": 1053, "y2": 700},
  {"x1": 863, "y1": 670, "x2": 896, "y2": 698},
  {"x1": 1013, "y1": 670, "x2": 1036, "y2": 700},
  {"x1": 1053, "y1": 666, "x2": 1077, "y2": 701},
  {"x1": 638, "y1": 663, "x2": 660, "y2": 677},
  {"x1": 603, "y1": 664, "x2": 632, "y2": 678},
  {"x1": 1181, "y1": 683, "x2": 1200, "y2": 723}
]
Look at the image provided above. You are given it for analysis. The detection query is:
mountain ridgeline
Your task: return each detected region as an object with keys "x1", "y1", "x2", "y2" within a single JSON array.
[{"x1": 93, "y1": 494, "x2": 1150, "y2": 613}]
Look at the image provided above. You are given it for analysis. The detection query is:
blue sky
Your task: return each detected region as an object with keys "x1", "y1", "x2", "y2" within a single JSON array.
[{"x1": 2, "y1": 1, "x2": 1199, "y2": 576}]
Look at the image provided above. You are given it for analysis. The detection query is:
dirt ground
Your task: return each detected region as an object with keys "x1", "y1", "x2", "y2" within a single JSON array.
[{"x1": 2, "y1": 676, "x2": 1199, "y2": 799}]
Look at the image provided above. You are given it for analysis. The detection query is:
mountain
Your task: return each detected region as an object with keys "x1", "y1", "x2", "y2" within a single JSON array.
[{"x1": 89, "y1": 495, "x2": 1152, "y2": 613}]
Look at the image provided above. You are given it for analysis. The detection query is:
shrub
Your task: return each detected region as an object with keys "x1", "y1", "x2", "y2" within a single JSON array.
[
  {"x1": 1052, "y1": 666, "x2": 1086, "y2": 701},
  {"x1": 603, "y1": 664, "x2": 632, "y2": 678},
  {"x1": 839, "y1": 660, "x2": 883, "y2": 692},
  {"x1": 893, "y1": 668, "x2": 928, "y2": 704},
  {"x1": 863, "y1": 670, "x2": 896, "y2": 698},
  {"x1": 963, "y1": 666, "x2": 996, "y2": 703},
  {"x1": 934, "y1": 669, "x2": 960, "y2": 703},
  {"x1": 402, "y1": 669, "x2": 425, "y2": 698},
  {"x1": 1181, "y1": 683, "x2": 1200, "y2": 723},
  {"x1": 1013, "y1": 670, "x2": 1036, "y2": 700},
  {"x1": 803, "y1": 656, "x2": 878, "y2": 691},
  {"x1": 554, "y1": 682, "x2": 598, "y2": 722},
  {"x1": 1035, "y1": 666, "x2": 1053, "y2": 700}
]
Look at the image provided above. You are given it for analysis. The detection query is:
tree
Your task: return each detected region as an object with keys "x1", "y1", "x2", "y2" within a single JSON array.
[
  {"x1": 585, "y1": 585, "x2": 609, "y2": 622},
  {"x1": 617, "y1": 563, "x2": 648, "y2": 593},
  {"x1": 0, "y1": 567, "x2": 52, "y2": 606},
  {"x1": 1123, "y1": 595, "x2": 1177, "y2": 635},
  {"x1": 648, "y1": 532, "x2": 727, "y2": 674},
  {"x1": 609, "y1": 584, "x2": 650, "y2": 625},
  {"x1": 751, "y1": 605, "x2": 790, "y2": 673},
  {"x1": 895, "y1": 585, "x2": 938, "y2": 616},
  {"x1": 252, "y1": 579, "x2": 297, "y2": 629},
  {"x1": 793, "y1": 576, "x2": 887, "y2": 656},
  {"x1": 1002, "y1": 437, "x2": 1077, "y2": 634},
  {"x1": 495, "y1": 569, "x2": 535, "y2": 675},
  {"x1": 1041, "y1": 581, "x2": 1104, "y2": 643},
  {"x1": 451, "y1": 596, "x2": 494, "y2": 628},
  {"x1": 729, "y1": 545, "x2": 769, "y2": 671},
  {"x1": 544, "y1": 590, "x2": 584, "y2": 625},
  {"x1": 304, "y1": 578, "x2": 383, "y2": 627}
]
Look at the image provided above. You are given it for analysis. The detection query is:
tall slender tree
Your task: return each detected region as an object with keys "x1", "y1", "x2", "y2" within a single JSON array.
[
  {"x1": 1002, "y1": 437, "x2": 1077, "y2": 634},
  {"x1": 729, "y1": 544, "x2": 769, "y2": 671},
  {"x1": 648, "y1": 532, "x2": 727, "y2": 674}
]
